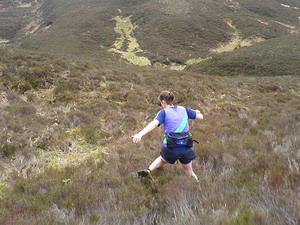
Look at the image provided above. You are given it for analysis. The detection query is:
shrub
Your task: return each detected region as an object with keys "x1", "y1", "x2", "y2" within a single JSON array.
[
  {"x1": 230, "y1": 206, "x2": 264, "y2": 225},
  {"x1": 268, "y1": 155, "x2": 288, "y2": 190},
  {"x1": 1, "y1": 143, "x2": 17, "y2": 157},
  {"x1": 7, "y1": 103, "x2": 36, "y2": 117},
  {"x1": 68, "y1": 111, "x2": 92, "y2": 126}
]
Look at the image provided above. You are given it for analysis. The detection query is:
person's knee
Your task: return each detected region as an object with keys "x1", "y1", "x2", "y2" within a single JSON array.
[{"x1": 160, "y1": 156, "x2": 167, "y2": 163}]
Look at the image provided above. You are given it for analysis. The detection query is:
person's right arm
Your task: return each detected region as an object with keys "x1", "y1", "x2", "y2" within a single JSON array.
[
  {"x1": 132, "y1": 109, "x2": 165, "y2": 143},
  {"x1": 132, "y1": 119, "x2": 160, "y2": 143}
]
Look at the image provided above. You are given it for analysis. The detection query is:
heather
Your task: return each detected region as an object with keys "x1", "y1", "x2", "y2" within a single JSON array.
[{"x1": 0, "y1": 48, "x2": 299, "y2": 224}]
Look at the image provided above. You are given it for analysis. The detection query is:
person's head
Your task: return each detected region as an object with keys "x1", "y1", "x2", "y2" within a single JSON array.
[{"x1": 158, "y1": 90, "x2": 175, "y2": 107}]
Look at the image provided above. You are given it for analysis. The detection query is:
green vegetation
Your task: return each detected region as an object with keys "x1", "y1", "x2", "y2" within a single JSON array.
[
  {"x1": 185, "y1": 57, "x2": 207, "y2": 65},
  {"x1": 2, "y1": 0, "x2": 299, "y2": 69},
  {"x1": 109, "y1": 16, "x2": 151, "y2": 66},
  {"x1": 0, "y1": 0, "x2": 299, "y2": 224},
  {"x1": 0, "y1": 47, "x2": 299, "y2": 224},
  {"x1": 188, "y1": 34, "x2": 300, "y2": 76},
  {"x1": 211, "y1": 19, "x2": 265, "y2": 54}
]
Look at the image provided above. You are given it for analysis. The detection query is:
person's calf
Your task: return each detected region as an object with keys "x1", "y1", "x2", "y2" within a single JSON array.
[
  {"x1": 148, "y1": 156, "x2": 167, "y2": 171},
  {"x1": 182, "y1": 163, "x2": 199, "y2": 182}
]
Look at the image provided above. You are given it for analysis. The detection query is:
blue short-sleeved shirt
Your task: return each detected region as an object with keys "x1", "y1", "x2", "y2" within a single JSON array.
[
  {"x1": 155, "y1": 106, "x2": 196, "y2": 148},
  {"x1": 155, "y1": 106, "x2": 196, "y2": 132}
]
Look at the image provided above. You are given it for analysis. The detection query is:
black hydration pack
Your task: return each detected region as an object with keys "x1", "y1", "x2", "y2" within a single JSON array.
[{"x1": 165, "y1": 132, "x2": 198, "y2": 148}]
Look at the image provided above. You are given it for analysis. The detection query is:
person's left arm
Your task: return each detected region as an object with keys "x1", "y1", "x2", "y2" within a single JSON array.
[{"x1": 185, "y1": 107, "x2": 204, "y2": 120}]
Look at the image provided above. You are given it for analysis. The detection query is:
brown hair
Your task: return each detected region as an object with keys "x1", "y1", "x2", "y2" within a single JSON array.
[{"x1": 158, "y1": 90, "x2": 175, "y2": 104}]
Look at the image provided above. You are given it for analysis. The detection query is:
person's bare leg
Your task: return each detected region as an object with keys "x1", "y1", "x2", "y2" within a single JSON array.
[
  {"x1": 148, "y1": 156, "x2": 167, "y2": 171},
  {"x1": 182, "y1": 161, "x2": 199, "y2": 181}
]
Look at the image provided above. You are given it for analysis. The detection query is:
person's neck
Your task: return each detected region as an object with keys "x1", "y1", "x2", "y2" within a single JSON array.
[{"x1": 165, "y1": 104, "x2": 174, "y2": 108}]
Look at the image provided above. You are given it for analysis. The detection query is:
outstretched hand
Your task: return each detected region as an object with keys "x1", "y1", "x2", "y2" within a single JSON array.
[
  {"x1": 132, "y1": 133, "x2": 143, "y2": 143},
  {"x1": 132, "y1": 120, "x2": 159, "y2": 143},
  {"x1": 195, "y1": 110, "x2": 204, "y2": 120}
]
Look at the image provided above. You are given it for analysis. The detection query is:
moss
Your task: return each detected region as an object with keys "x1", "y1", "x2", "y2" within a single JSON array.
[
  {"x1": 40, "y1": 141, "x2": 108, "y2": 169},
  {"x1": 288, "y1": 89, "x2": 300, "y2": 97},
  {"x1": 61, "y1": 178, "x2": 71, "y2": 184},
  {"x1": 185, "y1": 57, "x2": 206, "y2": 65}
]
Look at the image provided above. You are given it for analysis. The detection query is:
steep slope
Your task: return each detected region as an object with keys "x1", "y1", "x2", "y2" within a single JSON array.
[
  {"x1": 188, "y1": 33, "x2": 300, "y2": 76},
  {"x1": 1, "y1": 0, "x2": 299, "y2": 68},
  {"x1": 0, "y1": 0, "x2": 36, "y2": 43},
  {"x1": 0, "y1": 2, "x2": 299, "y2": 223},
  {"x1": 0, "y1": 47, "x2": 299, "y2": 224},
  {"x1": 184, "y1": 0, "x2": 300, "y2": 76}
]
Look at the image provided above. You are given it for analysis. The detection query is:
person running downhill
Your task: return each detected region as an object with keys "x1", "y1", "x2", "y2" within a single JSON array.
[{"x1": 132, "y1": 91, "x2": 204, "y2": 181}]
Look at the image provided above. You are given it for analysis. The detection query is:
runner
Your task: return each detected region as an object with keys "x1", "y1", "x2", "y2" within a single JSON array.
[{"x1": 132, "y1": 91, "x2": 204, "y2": 181}]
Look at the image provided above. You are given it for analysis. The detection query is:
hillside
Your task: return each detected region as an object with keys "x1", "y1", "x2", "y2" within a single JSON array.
[
  {"x1": 1, "y1": 0, "x2": 299, "y2": 70},
  {"x1": 187, "y1": 33, "x2": 300, "y2": 76},
  {"x1": 0, "y1": 0, "x2": 300, "y2": 224},
  {"x1": 0, "y1": 48, "x2": 299, "y2": 224}
]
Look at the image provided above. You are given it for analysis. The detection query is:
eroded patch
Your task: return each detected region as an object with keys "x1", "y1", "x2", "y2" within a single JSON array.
[
  {"x1": 17, "y1": 3, "x2": 32, "y2": 8},
  {"x1": 109, "y1": 16, "x2": 151, "y2": 66},
  {"x1": 154, "y1": 0, "x2": 191, "y2": 15},
  {"x1": 281, "y1": 3, "x2": 290, "y2": 8},
  {"x1": 226, "y1": 0, "x2": 240, "y2": 9},
  {"x1": 275, "y1": 21, "x2": 295, "y2": 29},
  {"x1": 22, "y1": 1, "x2": 44, "y2": 36},
  {"x1": 0, "y1": 39, "x2": 10, "y2": 45},
  {"x1": 257, "y1": 19, "x2": 269, "y2": 25},
  {"x1": 211, "y1": 19, "x2": 265, "y2": 53}
]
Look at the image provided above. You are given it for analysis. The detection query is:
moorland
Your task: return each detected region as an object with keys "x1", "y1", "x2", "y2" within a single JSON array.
[{"x1": 0, "y1": 0, "x2": 299, "y2": 224}]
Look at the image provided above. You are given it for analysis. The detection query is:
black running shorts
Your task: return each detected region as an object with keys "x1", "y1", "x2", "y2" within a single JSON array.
[{"x1": 160, "y1": 146, "x2": 196, "y2": 164}]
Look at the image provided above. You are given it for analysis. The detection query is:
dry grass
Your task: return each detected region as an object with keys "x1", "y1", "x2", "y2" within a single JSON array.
[
  {"x1": 0, "y1": 47, "x2": 299, "y2": 224},
  {"x1": 1, "y1": 1, "x2": 299, "y2": 223}
]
